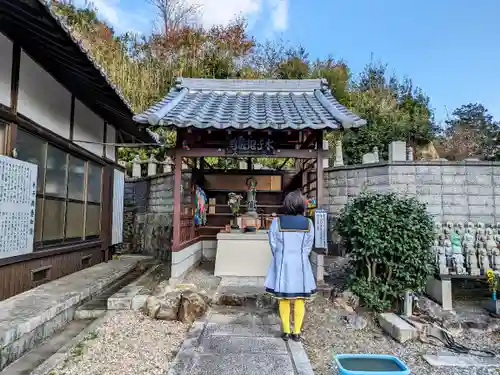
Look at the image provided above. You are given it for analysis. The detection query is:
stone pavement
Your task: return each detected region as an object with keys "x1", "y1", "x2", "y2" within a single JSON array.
[
  {"x1": 0, "y1": 255, "x2": 152, "y2": 371},
  {"x1": 167, "y1": 307, "x2": 315, "y2": 375}
]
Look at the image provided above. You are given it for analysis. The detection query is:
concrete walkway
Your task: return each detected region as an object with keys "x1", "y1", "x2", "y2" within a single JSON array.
[{"x1": 167, "y1": 307, "x2": 314, "y2": 375}]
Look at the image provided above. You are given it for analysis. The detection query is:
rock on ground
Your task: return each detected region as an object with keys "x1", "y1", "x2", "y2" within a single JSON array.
[
  {"x1": 145, "y1": 286, "x2": 210, "y2": 322},
  {"x1": 54, "y1": 311, "x2": 190, "y2": 375},
  {"x1": 302, "y1": 295, "x2": 500, "y2": 375}
]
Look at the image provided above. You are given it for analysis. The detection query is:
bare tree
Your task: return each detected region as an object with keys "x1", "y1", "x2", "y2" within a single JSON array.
[{"x1": 147, "y1": 0, "x2": 200, "y2": 34}]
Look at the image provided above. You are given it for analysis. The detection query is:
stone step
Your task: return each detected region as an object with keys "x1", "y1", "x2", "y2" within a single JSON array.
[
  {"x1": 0, "y1": 255, "x2": 152, "y2": 371},
  {"x1": 378, "y1": 312, "x2": 418, "y2": 343},
  {"x1": 0, "y1": 319, "x2": 92, "y2": 375},
  {"x1": 214, "y1": 277, "x2": 277, "y2": 309},
  {"x1": 74, "y1": 261, "x2": 155, "y2": 320}
]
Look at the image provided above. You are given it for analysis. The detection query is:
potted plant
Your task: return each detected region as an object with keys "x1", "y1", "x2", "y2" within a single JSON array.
[
  {"x1": 227, "y1": 192, "x2": 243, "y2": 229},
  {"x1": 487, "y1": 269, "x2": 498, "y2": 301}
]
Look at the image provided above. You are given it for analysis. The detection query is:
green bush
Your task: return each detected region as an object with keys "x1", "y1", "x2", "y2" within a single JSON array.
[{"x1": 336, "y1": 192, "x2": 435, "y2": 311}]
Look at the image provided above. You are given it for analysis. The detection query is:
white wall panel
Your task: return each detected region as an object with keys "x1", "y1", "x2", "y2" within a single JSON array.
[
  {"x1": 73, "y1": 99, "x2": 104, "y2": 157},
  {"x1": 106, "y1": 123, "x2": 116, "y2": 161},
  {"x1": 0, "y1": 33, "x2": 12, "y2": 107},
  {"x1": 18, "y1": 51, "x2": 71, "y2": 138}
]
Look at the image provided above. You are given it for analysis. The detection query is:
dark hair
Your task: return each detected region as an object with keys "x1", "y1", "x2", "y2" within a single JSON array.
[{"x1": 283, "y1": 190, "x2": 306, "y2": 215}]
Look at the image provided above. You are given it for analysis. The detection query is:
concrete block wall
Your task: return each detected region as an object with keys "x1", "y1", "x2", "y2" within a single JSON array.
[
  {"x1": 147, "y1": 173, "x2": 174, "y2": 214},
  {"x1": 121, "y1": 172, "x2": 192, "y2": 259},
  {"x1": 325, "y1": 161, "x2": 500, "y2": 224}
]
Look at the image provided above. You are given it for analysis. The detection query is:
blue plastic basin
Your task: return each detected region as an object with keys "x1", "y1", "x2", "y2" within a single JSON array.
[{"x1": 334, "y1": 354, "x2": 410, "y2": 375}]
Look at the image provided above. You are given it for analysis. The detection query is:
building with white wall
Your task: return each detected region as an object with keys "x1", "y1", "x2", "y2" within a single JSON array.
[{"x1": 0, "y1": 0, "x2": 154, "y2": 300}]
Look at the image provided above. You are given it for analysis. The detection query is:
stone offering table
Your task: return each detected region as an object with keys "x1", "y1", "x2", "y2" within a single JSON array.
[{"x1": 214, "y1": 231, "x2": 272, "y2": 277}]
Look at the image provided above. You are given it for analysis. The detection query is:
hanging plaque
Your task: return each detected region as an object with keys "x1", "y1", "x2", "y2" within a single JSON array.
[
  {"x1": 314, "y1": 208, "x2": 328, "y2": 250},
  {"x1": 0, "y1": 155, "x2": 38, "y2": 259},
  {"x1": 226, "y1": 135, "x2": 275, "y2": 156}
]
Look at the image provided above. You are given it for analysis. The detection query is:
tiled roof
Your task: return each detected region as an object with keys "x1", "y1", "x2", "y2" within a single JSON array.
[
  {"x1": 133, "y1": 78, "x2": 367, "y2": 130},
  {"x1": 38, "y1": 0, "x2": 134, "y2": 112},
  {"x1": 6, "y1": 0, "x2": 156, "y2": 143}
]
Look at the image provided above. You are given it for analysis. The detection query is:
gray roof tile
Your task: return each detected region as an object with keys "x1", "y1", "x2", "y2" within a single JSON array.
[
  {"x1": 39, "y1": 0, "x2": 134, "y2": 113},
  {"x1": 133, "y1": 77, "x2": 367, "y2": 130}
]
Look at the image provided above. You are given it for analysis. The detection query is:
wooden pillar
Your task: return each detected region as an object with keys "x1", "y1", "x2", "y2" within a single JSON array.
[
  {"x1": 101, "y1": 164, "x2": 114, "y2": 262},
  {"x1": 191, "y1": 158, "x2": 196, "y2": 240},
  {"x1": 314, "y1": 133, "x2": 326, "y2": 285},
  {"x1": 316, "y1": 152, "x2": 324, "y2": 207},
  {"x1": 172, "y1": 153, "x2": 182, "y2": 251},
  {"x1": 199, "y1": 157, "x2": 205, "y2": 172},
  {"x1": 5, "y1": 43, "x2": 20, "y2": 156},
  {"x1": 301, "y1": 165, "x2": 307, "y2": 196},
  {"x1": 316, "y1": 132, "x2": 325, "y2": 207}
]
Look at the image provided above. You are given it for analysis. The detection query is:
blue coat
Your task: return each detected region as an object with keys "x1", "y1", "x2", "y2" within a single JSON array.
[{"x1": 265, "y1": 215, "x2": 316, "y2": 298}]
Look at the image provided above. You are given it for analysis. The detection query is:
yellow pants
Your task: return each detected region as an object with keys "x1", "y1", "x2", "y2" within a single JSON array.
[{"x1": 278, "y1": 299, "x2": 305, "y2": 334}]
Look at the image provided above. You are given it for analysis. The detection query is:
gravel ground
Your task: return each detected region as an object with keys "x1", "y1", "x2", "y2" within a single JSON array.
[
  {"x1": 53, "y1": 311, "x2": 189, "y2": 375},
  {"x1": 303, "y1": 294, "x2": 500, "y2": 375},
  {"x1": 181, "y1": 260, "x2": 220, "y2": 295},
  {"x1": 53, "y1": 263, "x2": 219, "y2": 375},
  {"x1": 304, "y1": 256, "x2": 500, "y2": 375}
]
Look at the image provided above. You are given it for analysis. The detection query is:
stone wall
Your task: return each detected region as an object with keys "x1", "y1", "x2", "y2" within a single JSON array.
[
  {"x1": 120, "y1": 144, "x2": 500, "y2": 262},
  {"x1": 120, "y1": 172, "x2": 192, "y2": 263},
  {"x1": 325, "y1": 161, "x2": 500, "y2": 224}
]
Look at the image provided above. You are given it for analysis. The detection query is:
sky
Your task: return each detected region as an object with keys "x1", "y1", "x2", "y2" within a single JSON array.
[{"x1": 77, "y1": 0, "x2": 500, "y2": 123}]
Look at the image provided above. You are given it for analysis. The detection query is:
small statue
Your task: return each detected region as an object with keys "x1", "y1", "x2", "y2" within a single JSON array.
[
  {"x1": 454, "y1": 222, "x2": 465, "y2": 240},
  {"x1": 433, "y1": 238, "x2": 443, "y2": 270},
  {"x1": 444, "y1": 236, "x2": 453, "y2": 267},
  {"x1": 450, "y1": 231, "x2": 465, "y2": 274},
  {"x1": 434, "y1": 222, "x2": 443, "y2": 237},
  {"x1": 492, "y1": 246, "x2": 500, "y2": 271},
  {"x1": 486, "y1": 228, "x2": 497, "y2": 257},
  {"x1": 466, "y1": 221, "x2": 476, "y2": 237},
  {"x1": 245, "y1": 177, "x2": 258, "y2": 213},
  {"x1": 445, "y1": 221, "x2": 453, "y2": 233},
  {"x1": 438, "y1": 246, "x2": 449, "y2": 275},
  {"x1": 468, "y1": 246, "x2": 480, "y2": 276},
  {"x1": 476, "y1": 225, "x2": 486, "y2": 248},
  {"x1": 478, "y1": 243, "x2": 491, "y2": 274}
]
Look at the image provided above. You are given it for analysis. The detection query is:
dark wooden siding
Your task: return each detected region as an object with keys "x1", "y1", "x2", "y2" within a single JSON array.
[{"x1": 0, "y1": 245, "x2": 103, "y2": 301}]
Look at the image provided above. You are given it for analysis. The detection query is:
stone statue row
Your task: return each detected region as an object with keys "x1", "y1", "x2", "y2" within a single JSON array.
[{"x1": 434, "y1": 222, "x2": 500, "y2": 276}]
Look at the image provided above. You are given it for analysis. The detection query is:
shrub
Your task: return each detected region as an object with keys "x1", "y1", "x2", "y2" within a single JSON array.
[{"x1": 336, "y1": 192, "x2": 435, "y2": 311}]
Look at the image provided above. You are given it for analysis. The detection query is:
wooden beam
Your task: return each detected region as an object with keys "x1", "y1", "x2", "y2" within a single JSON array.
[
  {"x1": 171, "y1": 148, "x2": 326, "y2": 159},
  {"x1": 300, "y1": 133, "x2": 316, "y2": 149},
  {"x1": 102, "y1": 121, "x2": 107, "y2": 158},
  {"x1": 276, "y1": 158, "x2": 290, "y2": 170},
  {"x1": 182, "y1": 157, "x2": 196, "y2": 168},
  {"x1": 6, "y1": 43, "x2": 20, "y2": 156},
  {"x1": 172, "y1": 154, "x2": 182, "y2": 251},
  {"x1": 204, "y1": 159, "x2": 216, "y2": 171},
  {"x1": 10, "y1": 43, "x2": 20, "y2": 113},
  {"x1": 69, "y1": 95, "x2": 75, "y2": 141}
]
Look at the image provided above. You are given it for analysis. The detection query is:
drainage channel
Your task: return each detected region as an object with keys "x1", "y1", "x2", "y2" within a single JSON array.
[
  {"x1": 1, "y1": 264, "x2": 153, "y2": 375},
  {"x1": 74, "y1": 264, "x2": 151, "y2": 319}
]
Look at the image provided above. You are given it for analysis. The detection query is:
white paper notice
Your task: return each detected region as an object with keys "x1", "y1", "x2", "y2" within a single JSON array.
[
  {"x1": 314, "y1": 209, "x2": 328, "y2": 250},
  {"x1": 0, "y1": 155, "x2": 38, "y2": 259}
]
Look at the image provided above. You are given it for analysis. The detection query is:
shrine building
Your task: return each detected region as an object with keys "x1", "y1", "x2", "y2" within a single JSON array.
[{"x1": 133, "y1": 77, "x2": 367, "y2": 280}]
